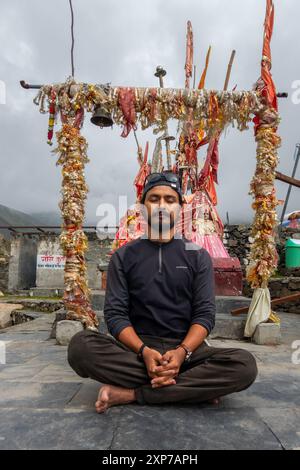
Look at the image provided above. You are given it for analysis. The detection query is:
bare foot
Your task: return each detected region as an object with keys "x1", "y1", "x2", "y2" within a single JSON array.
[
  {"x1": 95, "y1": 384, "x2": 136, "y2": 414},
  {"x1": 207, "y1": 397, "x2": 221, "y2": 405}
]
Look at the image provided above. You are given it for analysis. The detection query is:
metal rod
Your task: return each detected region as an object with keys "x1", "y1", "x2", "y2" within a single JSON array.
[
  {"x1": 20, "y1": 81, "x2": 42, "y2": 89},
  {"x1": 19, "y1": 80, "x2": 290, "y2": 98},
  {"x1": 133, "y1": 129, "x2": 140, "y2": 149},
  {"x1": 154, "y1": 66, "x2": 172, "y2": 170},
  {"x1": 133, "y1": 129, "x2": 143, "y2": 166},
  {"x1": 0, "y1": 225, "x2": 119, "y2": 230},
  {"x1": 69, "y1": 0, "x2": 75, "y2": 77},
  {"x1": 280, "y1": 143, "x2": 300, "y2": 224}
]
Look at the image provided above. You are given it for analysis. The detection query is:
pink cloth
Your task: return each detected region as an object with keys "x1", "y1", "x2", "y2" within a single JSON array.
[{"x1": 191, "y1": 234, "x2": 230, "y2": 258}]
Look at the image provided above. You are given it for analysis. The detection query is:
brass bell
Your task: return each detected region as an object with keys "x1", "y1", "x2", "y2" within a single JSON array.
[{"x1": 90, "y1": 106, "x2": 113, "y2": 128}]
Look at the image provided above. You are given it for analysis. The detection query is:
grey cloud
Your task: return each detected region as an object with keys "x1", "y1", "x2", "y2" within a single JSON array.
[{"x1": 0, "y1": 0, "x2": 299, "y2": 225}]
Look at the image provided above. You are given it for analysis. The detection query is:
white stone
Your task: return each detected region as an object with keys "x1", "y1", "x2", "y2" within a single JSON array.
[
  {"x1": 252, "y1": 323, "x2": 281, "y2": 345},
  {"x1": 0, "y1": 303, "x2": 23, "y2": 329},
  {"x1": 56, "y1": 320, "x2": 83, "y2": 346}
]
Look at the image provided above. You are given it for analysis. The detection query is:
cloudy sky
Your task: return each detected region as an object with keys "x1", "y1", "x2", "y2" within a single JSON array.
[{"x1": 0, "y1": 0, "x2": 299, "y2": 226}]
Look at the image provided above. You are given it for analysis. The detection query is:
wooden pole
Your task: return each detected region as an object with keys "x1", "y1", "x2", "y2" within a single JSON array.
[
  {"x1": 275, "y1": 171, "x2": 300, "y2": 189},
  {"x1": 231, "y1": 292, "x2": 300, "y2": 316},
  {"x1": 224, "y1": 50, "x2": 236, "y2": 91}
]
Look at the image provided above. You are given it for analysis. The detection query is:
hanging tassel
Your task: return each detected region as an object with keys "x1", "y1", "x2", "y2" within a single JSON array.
[{"x1": 47, "y1": 88, "x2": 56, "y2": 145}]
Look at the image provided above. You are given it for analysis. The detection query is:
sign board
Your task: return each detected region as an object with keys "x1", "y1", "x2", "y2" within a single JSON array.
[{"x1": 37, "y1": 254, "x2": 66, "y2": 269}]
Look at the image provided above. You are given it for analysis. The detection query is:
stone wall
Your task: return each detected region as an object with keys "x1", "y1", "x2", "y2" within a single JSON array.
[
  {"x1": 0, "y1": 235, "x2": 11, "y2": 293},
  {"x1": 223, "y1": 224, "x2": 300, "y2": 275},
  {"x1": 1, "y1": 226, "x2": 299, "y2": 313},
  {"x1": 223, "y1": 225, "x2": 252, "y2": 272},
  {"x1": 275, "y1": 227, "x2": 300, "y2": 270},
  {"x1": 242, "y1": 275, "x2": 300, "y2": 314}
]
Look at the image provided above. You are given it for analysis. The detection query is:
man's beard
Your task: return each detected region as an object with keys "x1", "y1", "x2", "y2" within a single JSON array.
[{"x1": 147, "y1": 210, "x2": 175, "y2": 236}]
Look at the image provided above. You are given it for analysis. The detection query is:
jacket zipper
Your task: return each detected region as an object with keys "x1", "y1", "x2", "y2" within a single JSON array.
[{"x1": 158, "y1": 244, "x2": 162, "y2": 274}]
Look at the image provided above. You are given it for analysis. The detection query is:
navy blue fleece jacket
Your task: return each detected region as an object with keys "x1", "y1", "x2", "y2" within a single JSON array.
[{"x1": 104, "y1": 235, "x2": 216, "y2": 340}]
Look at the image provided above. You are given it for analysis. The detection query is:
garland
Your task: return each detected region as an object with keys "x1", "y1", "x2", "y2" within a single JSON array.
[
  {"x1": 34, "y1": 79, "x2": 263, "y2": 139},
  {"x1": 53, "y1": 113, "x2": 99, "y2": 330},
  {"x1": 246, "y1": 107, "x2": 281, "y2": 289}
]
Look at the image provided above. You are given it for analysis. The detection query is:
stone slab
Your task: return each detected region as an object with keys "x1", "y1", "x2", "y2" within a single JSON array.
[
  {"x1": 253, "y1": 323, "x2": 281, "y2": 345},
  {"x1": 56, "y1": 320, "x2": 83, "y2": 346},
  {"x1": 257, "y1": 408, "x2": 300, "y2": 450},
  {"x1": 67, "y1": 380, "x2": 102, "y2": 409},
  {"x1": 221, "y1": 381, "x2": 300, "y2": 409},
  {"x1": 0, "y1": 381, "x2": 82, "y2": 408},
  {"x1": 110, "y1": 405, "x2": 282, "y2": 450},
  {"x1": 0, "y1": 408, "x2": 119, "y2": 450}
]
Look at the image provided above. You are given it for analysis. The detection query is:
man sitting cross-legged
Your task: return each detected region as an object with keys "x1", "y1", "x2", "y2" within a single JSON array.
[{"x1": 68, "y1": 171, "x2": 257, "y2": 413}]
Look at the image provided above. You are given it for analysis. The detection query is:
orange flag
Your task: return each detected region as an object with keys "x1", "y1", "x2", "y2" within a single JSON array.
[
  {"x1": 198, "y1": 46, "x2": 212, "y2": 90},
  {"x1": 261, "y1": 0, "x2": 278, "y2": 110}
]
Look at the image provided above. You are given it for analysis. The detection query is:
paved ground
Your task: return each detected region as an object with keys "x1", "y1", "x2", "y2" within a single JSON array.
[{"x1": 0, "y1": 310, "x2": 299, "y2": 450}]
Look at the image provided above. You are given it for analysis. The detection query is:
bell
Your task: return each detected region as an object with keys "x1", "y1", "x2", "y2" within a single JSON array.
[{"x1": 90, "y1": 106, "x2": 113, "y2": 128}]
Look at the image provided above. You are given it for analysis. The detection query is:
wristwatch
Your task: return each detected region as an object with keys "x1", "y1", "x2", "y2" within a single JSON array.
[
  {"x1": 137, "y1": 343, "x2": 146, "y2": 361},
  {"x1": 176, "y1": 343, "x2": 192, "y2": 362}
]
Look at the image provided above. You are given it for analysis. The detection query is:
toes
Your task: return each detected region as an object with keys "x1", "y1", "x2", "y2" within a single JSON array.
[{"x1": 95, "y1": 402, "x2": 108, "y2": 414}]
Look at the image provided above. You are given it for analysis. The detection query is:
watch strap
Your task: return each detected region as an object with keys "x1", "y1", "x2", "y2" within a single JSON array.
[
  {"x1": 137, "y1": 343, "x2": 146, "y2": 359},
  {"x1": 176, "y1": 343, "x2": 192, "y2": 362}
]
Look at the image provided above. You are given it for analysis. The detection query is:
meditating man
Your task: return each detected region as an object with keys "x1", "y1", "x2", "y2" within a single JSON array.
[{"x1": 68, "y1": 171, "x2": 257, "y2": 413}]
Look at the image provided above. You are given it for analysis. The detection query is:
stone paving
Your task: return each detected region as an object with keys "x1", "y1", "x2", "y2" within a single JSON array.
[{"x1": 0, "y1": 309, "x2": 299, "y2": 450}]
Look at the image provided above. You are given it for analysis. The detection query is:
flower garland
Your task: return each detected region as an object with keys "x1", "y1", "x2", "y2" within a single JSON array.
[
  {"x1": 52, "y1": 109, "x2": 99, "y2": 330},
  {"x1": 246, "y1": 107, "x2": 281, "y2": 289},
  {"x1": 34, "y1": 78, "x2": 263, "y2": 139}
]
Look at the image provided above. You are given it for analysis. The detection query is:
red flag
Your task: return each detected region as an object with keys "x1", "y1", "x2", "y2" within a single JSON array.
[
  {"x1": 134, "y1": 142, "x2": 150, "y2": 200},
  {"x1": 261, "y1": 0, "x2": 278, "y2": 111},
  {"x1": 185, "y1": 21, "x2": 193, "y2": 88}
]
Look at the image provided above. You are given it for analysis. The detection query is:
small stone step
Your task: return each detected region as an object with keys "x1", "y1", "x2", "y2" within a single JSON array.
[
  {"x1": 90, "y1": 292, "x2": 252, "y2": 314},
  {"x1": 210, "y1": 314, "x2": 247, "y2": 340},
  {"x1": 10, "y1": 309, "x2": 45, "y2": 326}
]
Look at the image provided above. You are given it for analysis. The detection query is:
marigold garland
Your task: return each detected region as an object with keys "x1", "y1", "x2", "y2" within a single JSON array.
[
  {"x1": 246, "y1": 116, "x2": 281, "y2": 289},
  {"x1": 53, "y1": 120, "x2": 99, "y2": 330}
]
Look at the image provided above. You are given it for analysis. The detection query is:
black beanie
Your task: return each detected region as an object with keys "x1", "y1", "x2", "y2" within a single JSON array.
[{"x1": 140, "y1": 174, "x2": 183, "y2": 205}]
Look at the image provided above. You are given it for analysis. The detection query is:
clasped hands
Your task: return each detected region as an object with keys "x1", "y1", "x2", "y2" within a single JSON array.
[{"x1": 142, "y1": 346, "x2": 186, "y2": 389}]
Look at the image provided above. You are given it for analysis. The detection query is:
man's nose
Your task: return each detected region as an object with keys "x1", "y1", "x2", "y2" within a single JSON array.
[{"x1": 158, "y1": 199, "x2": 167, "y2": 209}]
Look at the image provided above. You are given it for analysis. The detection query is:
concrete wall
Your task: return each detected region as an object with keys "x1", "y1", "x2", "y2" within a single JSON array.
[
  {"x1": 8, "y1": 235, "x2": 38, "y2": 292},
  {"x1": 36, "y1": 237, "x2": 65, "y2": 288},
  {"x1": 0, "y1": 235, "x2": 11, "y2": 293},
  {"x1": 35, "y1": 233, "x2": 109, "y2": 290}
]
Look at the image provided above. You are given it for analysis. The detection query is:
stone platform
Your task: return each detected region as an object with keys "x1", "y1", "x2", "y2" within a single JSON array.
[{"x1": 0, "y1": 311, "x2": 299, "y2": 450}]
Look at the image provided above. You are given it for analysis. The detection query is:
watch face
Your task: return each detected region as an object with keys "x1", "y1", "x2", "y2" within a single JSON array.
[{"x1": 185, "y1": 352, "x2": 192, "y2": 362}]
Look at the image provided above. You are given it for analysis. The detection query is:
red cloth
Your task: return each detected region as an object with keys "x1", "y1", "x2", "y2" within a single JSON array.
[
  {"x1": 118, "y1": 88, "x2": 137, "y2": 137},
  {"x1": 254, "y1": 0, "x2": 278, "y2": 133},
  {"x1": 261, "y1": 0, "x2": 278, "y2": 111},
  {"x1": 198, "y1": 136, "x2": 220, "y2": 205},
  {"x1": 134, "y1": 142, "x2": 151, "y2": 200}
]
